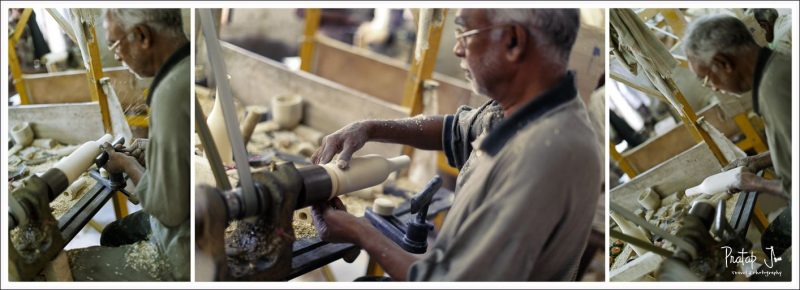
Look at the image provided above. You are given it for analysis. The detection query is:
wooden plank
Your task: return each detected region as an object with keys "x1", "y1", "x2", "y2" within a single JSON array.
[
  {"x1": 611, "y1": 143, "x2": 722, "y2": 212},
  {"x1": 220, "y1": 41, "x2": 407, "y2": 158},
  {"x1": 22, "y1": 67, "x2": 150, "y2": 110},
  {"x1": 313, "y1": 35, "x2": 484, "y2": 115},
  {"x1": 622, "y1": 104, "x2": 740, "y2": 173},
  {"x1": 9, "y1": 102, "x2": 105, "y2": 145}
]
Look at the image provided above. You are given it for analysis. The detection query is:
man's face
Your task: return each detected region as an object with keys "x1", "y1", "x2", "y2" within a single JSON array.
[
  {"x1": 453, "y1": 9, "x2": 505, "y2": 97},
  {"x1": 688, "y1": 54, "x2": 749, "y2": 95},
  {"x1": 105, "y1": 13, "x2": 152, "y2": 78}
]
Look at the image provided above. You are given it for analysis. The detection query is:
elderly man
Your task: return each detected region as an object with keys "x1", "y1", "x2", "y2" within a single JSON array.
[
  {"x1": 67, "y1": 9, "x2": 189, "y2": 281},
  {"x1": 310, "y1": 9, "x2": 601, "y2": 281},
  {"x1": 684, "y1": 15, "x2": 791, "y2": 280}
]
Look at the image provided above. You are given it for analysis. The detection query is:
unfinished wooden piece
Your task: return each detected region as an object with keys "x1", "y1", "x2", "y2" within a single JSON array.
[
  {"x1": 207, "y1": 94, "x2": 233, "y2": 165},
  {"x1": 239, "y1": 109, "x2": 263, "y2": 145},
  {"x1": 11, "y1": 122, "x2": 34, "y2": 146},
  {"x1": 610, "y1": 211, "x2": 652, "y2": 256},
  {"x1": 685, "y1": 166, "x2": 744, "y2": 196},
  {"x1": 609, "y1": 252, "x2": 664, "y2": 281},
  {"x1": 271, "y1": 94, "x2": 303, "y2": 129},
  {"x1": 32, "y1": 138, "x2": 58, "y2": 149},
  {"x1": 54, "y1": 134, "x2": 112, "y2": 184},
  {"x1": 322, "y1": 155, "x2": 410, "y2": 198},
  {"x1": 372, "y1": 198, "x2": 396, "y2": 216},
  {"x1": 637, "y1": 187, "x2": 662, "y2": 211}
]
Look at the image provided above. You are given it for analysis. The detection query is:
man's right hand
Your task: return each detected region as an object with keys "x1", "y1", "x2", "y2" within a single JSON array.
[
  {"x1": 101, "y1": 142, "x2": 137, "y2": 175},
  {"x1": 117, "y1": 138, "x2": 148, "y2": 167},
  {"x1": 311, "y1": 122, "x2": 370, "y2": 169}
]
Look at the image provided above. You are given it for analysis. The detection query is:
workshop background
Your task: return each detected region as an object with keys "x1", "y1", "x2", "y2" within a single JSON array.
[
  {"x1": 192, "y1": 8, "x2": 606, "y2": 282},
  {"x1": 607, "y1": 8, "x2": 792, "y2": 281},
  {"x1": 6, "y1": 8, "x2": 191, "y2": 281}
]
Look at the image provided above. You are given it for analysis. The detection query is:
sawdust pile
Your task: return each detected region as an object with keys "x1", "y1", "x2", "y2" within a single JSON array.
[
  {"x1": 223, "y1": 219, "x2": 282, "y2": 278},
  {"x1": 8, "y1": 142, "x2": 98, "y2": 220},
  {"x1": 125, "y1": 240, "x2": 169, "y2": 279}
]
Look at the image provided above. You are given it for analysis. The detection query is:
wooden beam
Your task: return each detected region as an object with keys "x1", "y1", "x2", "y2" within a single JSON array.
[
  {"x1": 299, "y1": 9, "x2": 321, "y2": 72},
  {"x1": 22, "y1": 67, "x2": 150, "y2": 109},
  {"x1": 82, "y1": 23, "x2": 113, "y2": 134},
  {"x1": 9, "y1": 102, "x2": 106, "y2": 145},
  {"x1": 622, "y1": 104, "x2": 740, "y2": 173},
  {"x1": 312, "y1": 34, "x2": 483, "y2": 115},
  {"x1": 611, "y1": 143, "x2": 722, "y2": 212},
  {"x1": 402, "y1": 9, "x2": 447, "y2": 116}
]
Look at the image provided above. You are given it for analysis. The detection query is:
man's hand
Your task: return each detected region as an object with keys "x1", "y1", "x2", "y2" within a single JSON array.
[
  {"x1": 727, "y1": 171, "x2": 788, "y2": 200},
  {"x1": 723, "y1": 151, "x2": 772, "y2": 173},
  {"x1": 116, "y1": 138, "x2": 148, "y2": 167},
  {"x1": 727, "y1": 171, "x2": 760, "y2": 192},
  {"x1": 311, "y1": 122, "x2": 370, "y2": 169},
  {"x1": 101, "y1": 142, "x2": 137, "y2": 175},
  {"x1": 311, "y1": 197, "x2": 370, "y2": 244}
]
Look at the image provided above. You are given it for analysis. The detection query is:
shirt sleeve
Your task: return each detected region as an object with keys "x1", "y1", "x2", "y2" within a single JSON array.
[
  {"x1": 442, "y1": 101, "x2": 502, "y2": 169},
  {"x1": 134, "y1": 63, "x2": 191, "y2": 228}
]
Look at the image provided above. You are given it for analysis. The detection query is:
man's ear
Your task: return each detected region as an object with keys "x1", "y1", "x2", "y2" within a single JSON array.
[
  {"x1": 711, "y1": 53, "x2": 735, "y2": 73},
  {"x1": 133, "y1": 24, "x2": 152, "y2": 49},
  {"x1": 505, "y1": 24, "x2": 527, "y2": 63}
]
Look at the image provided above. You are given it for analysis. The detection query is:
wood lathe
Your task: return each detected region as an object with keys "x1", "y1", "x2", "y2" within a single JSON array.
[
  {"x1": 195, "y1": 154, "x2": 412, "y2": 280},
  {"x1": 8, "y1": 134, "x2": 138, "y2": 281}
]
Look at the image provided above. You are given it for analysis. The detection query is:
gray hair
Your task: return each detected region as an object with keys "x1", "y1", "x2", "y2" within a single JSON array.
[
  {"x1": 486, "y1": 9, "x2": 580, "y2": 65},
  {"x1": 684, "y1": 14, "x2": 758, "y2": 65},
  {"x1": 106, "y1": 9, "x2": 185, "y2": 39},
  {"x1": 749, "y1": 8, "x2": 779, "y2": 25}
]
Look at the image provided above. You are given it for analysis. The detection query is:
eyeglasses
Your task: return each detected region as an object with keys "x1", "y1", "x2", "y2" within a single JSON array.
[
  {"x1": 454, "y1": 25, "x2": 508, "y2": 48},
  {"x1": 108, "y1": 39, "x2": 122, "y2": 53},
  {"x1": 107, "y1": 30, "x2": 135, "y2": 56}
]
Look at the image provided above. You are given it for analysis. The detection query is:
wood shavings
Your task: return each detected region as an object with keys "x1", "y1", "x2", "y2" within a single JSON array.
[
  {"x1": 7, "y1": 142, "x2": 99, "y2": 219},
  {"x1": 224, "y1": 218, "x2": 281, "y2": 278},
  {"x1": 125, "y1": 240, "x2": 169, "y2": 280}
]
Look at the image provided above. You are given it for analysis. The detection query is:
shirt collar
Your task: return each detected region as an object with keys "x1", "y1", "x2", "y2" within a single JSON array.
[
  {"x1": 480, "y1": 71, "x2": 577, "y2": 156},
  {"x1": 147, "y1": 42, "x2": 190, "y2": 105},
  {"x1": 751, "y1": 47, "x2": 772, "y2": 114}
]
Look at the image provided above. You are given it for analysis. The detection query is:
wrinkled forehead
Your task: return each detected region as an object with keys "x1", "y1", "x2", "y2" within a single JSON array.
[{"x1": 454, "y1": 9, "x2": 489, "y2": 28}]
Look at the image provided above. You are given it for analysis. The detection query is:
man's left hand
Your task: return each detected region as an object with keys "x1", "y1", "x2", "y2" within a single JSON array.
[{"x1": 311, "y1": 197, "x2": 370, "y2": 244}]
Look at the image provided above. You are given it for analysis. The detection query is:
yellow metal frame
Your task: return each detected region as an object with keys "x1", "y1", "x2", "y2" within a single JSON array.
[
  {"x1": 610, "y1": 142, "x2": 638, "y2": 178},
  {"x1": 9, "y1": 8, "x2": 33, "y2": 104},
  {"x1": 667, "y1": 79, "x2": 728, "y2": 166},
  {"x1": 299, "y1": 9, "x2": 322, "y2": 72},
  {"x1": 126, "y1": 114, "x2": 150, "y2": 127},
  {"x1": 733, "y1": 113, "x2": 768, "y2": 153},
  {"x1": 81, "y1": 21, "x2": 128, "y2": 219},
  {"x1": 401, "y1": 9, "x2": 447, "y2": 160}
]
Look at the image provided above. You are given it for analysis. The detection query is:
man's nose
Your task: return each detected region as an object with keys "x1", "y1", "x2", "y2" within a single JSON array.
[{"x1": 453, "y1": 41, "x2": 465, "y2": 58}]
